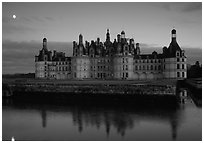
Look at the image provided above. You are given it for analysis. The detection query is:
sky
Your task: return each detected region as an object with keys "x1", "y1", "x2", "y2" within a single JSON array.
[{"x1": 2, "y1": 2, "x2": 202, "y2": 74}]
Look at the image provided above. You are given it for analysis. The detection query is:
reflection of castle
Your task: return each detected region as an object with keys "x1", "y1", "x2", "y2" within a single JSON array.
[
  {"x1": 35, "y1": 29, "x2": 187, "y2": 80},
  {"x1": 39, "y1": 105, "x2": 182, "y2": 140}
]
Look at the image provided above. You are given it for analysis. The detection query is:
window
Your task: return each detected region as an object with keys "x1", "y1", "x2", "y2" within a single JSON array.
[
  {"x1": 126, "y1": 58, "x2": 128, "y2": 63},
  {"x1": 177, "y1": 52, "x2": 180, "y2": 56},
  {"x1": 151, "y1": 60, "x2": 153, "y2": 63},
  {"x1": 182, "y1": 58, "x2": 184, "y2": 62},
  {"x1": 139, "y1": 66, "x2": 141, "y2": 70},
  {"x1": 135, "y1": 66, "x2": 138, "y2": 70},
  {"x1": 177, "y1": 72, "x2": 180, "y2": 77},
  {"x1": 182, "y1": 64, "x2": 185, "y2": 69},
  {"x1": 126, "y1": 72, "x2": 128, "y2": 78},
  {"x1": 158, "y1": 65, "x2": 161, "y2": 70},
  {"x1": 164, "y1": 65, "x2": 165, "y2": 70},
  {"x1": 155, "y1": 66, "x2": 157, "y2": 70},
  {"x1": 126, "y1": 65, "x2": 128, "y2": 70},
  {"x1": 182, "y1": 72, "x2": 185, "y2": 77},
  {"x1": 177, "y1": 64, "x2": 180, "y2": 69},
  {"x1": 147, "y1": 66, "x2": 149, "y2": 70},
  {"x1": 151, "y1": 65, "x2": 153, "y2": 70},
  {"x1": 143, "y1": 65, "x2": 145, "y2": 70},
  {"x1": 177, "y1": 58, "x2": 179, "y2": 62}
]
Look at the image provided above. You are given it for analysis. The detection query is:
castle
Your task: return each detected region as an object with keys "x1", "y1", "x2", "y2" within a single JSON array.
[{"x1": 35, "y1": 29, "x2": 187, "y2": 80}]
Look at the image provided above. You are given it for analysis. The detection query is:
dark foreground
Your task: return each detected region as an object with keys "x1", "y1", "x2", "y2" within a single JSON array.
[{"x1": 2, "y1": 87, "x2": 202, "y2": 141}]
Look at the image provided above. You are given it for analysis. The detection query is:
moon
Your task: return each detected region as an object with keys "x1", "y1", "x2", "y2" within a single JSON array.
[{"x1": 12, "y1": 15, "x2": 16, "y2": 19}]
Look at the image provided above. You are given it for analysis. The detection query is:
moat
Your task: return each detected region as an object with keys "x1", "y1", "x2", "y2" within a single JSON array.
[{"x1": 2, "y1": 87, "x2": 201, "y2": 141}]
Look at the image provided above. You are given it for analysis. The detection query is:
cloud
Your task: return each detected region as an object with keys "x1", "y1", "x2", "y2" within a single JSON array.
[
  {"x1": 45, "y1": 16, "x2": 54, "y2": 21},
  {"x1": 181, "y1": 3, "x2": 202, "y2": 12},
  {"x1": 154, "y1": 2, "x2": 201, "y2": 13},
  {"x1": 2, "y1": 15, "x2": 56, "y2": 36},
  {"x1": 3, "y1": 24, "x2": 35, "y2": 34}
]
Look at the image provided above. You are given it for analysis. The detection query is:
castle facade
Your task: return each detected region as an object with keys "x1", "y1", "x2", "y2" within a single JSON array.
[{"x1": 35, "y1": 29, "x2": 187, "y2": 80}]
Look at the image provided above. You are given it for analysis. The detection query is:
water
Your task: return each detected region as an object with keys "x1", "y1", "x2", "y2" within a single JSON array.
[{"x1": 2, "y1": 89, "x2": 202, "y2": 141}]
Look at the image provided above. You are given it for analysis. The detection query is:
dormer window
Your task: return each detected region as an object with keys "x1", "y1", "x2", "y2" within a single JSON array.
[{"x1": 176, "y1": 51, "x2": 180, "y2": 57}]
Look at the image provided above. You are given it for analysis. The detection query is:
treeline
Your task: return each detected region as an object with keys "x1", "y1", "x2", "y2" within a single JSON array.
[
  {"x1": 2, "y1": 73, "x2": 35, "y2": 79},
  {"x1": 187, "y1": 61, "x2": 202, "y2": 78}
]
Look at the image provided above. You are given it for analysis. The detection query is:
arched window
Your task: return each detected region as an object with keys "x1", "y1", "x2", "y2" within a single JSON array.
[{"x1": 176, "y1": 51, "x2": 180, "y2": 57}]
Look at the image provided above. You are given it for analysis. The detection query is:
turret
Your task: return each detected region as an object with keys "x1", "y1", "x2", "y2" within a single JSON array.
[
  {"x1": 79, "y1": 34, "x2": 83, "y2": 45},
  {"x1": 168, "y1": 29, "x2": 182, "y2": 57},
  {"x1": 121, "y1": 31, "x2": 125, "y2": 39},
  {"x1": 130, "y1": 38, "x2": 135, "y2": 54},
  {"x1": 117, "y1": 34, "x2": 121, "y2": 43},
  {"x1": 73, "y1": 41, "x2": 78, "y2": 56},
  {"x1": 43, "y1": 38, "x2": 47, "y2": 50},
  {"x1": 106, "y1": 29, "x2": 110, "y2": 42},
  {"x1": 135, "y1": 43, "x2": 140, "y2": 55},
  {"x1": 171, "y1": 29, "x2": 176, "y2": 42},
  {"x1": 97, "y1": 37, "x2": 100, "y2": 45}
]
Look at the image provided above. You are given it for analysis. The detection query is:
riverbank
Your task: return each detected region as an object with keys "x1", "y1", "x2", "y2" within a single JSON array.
[
  {"x1": 2, "y1": 78, "x2": 179, "y2": 105},
  {"x1": 3, "y1": 78, "x2": 177, "y2": 96}
]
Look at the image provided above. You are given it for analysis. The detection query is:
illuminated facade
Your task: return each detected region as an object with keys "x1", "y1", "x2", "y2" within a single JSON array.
[{"x1": 35, "y1": 29, "x2": 187, "y2": 80}]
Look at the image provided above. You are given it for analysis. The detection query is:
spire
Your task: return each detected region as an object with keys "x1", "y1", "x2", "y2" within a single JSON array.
[{"x1": 106, "y1": 29, "x2": 110, "y2": 42}]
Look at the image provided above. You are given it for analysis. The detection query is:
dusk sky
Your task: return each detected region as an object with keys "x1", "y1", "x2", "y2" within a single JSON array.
[{"x1": 2, "y1": 2, "x2": 202, "y2": 74}]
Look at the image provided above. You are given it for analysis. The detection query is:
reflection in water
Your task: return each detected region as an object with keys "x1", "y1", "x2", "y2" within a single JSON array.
[
  {"x1": 37, "y1": 103, "x2": 182, "y2": 140},
  {"x1": 41, "y1": 108, "x2": 47, "y2": 128},
  {"x1": 2, "y1": 88, "x2": 201, "y2": 141}
]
